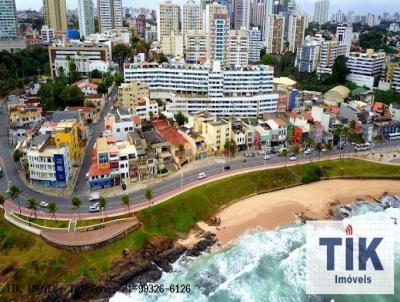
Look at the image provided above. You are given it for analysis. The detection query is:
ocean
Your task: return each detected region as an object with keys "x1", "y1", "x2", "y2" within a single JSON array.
[{"x1": 111, "y1": 196, "x2": 400, "y2": 302}]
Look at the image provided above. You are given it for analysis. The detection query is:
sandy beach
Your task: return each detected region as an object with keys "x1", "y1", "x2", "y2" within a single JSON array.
[{"x1": 197, "y1": 179, "x2": 400, "y2": 245}]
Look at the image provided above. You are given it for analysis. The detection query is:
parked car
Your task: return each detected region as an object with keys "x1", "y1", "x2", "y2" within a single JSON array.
[
  {"x1": 89, "y1": 192, "x2": 100, "y2": 202},
  {"x1": 39, "y1": 201, "x2": 49, "y2": 208},
  {"x1": 197, "y1": 172, "x2": 207, "y2": 179},
  {"x1": 289, "y1": 155, "x2": 297, "y2": 161},
  {"x1": 0, "y1": 166, "x2": 2, "y2": 177},
  {"x1": 89, "y1": 205, "x2": 100, "y2": 212},
  {"x1": 304, "y1": 148, "x2": 312, "y2": 154},
  {"x1": 224, "y1": 165, "x2": 231, "y2": 170},
  {"x1": 264, "y1": 155, "x2": 271, "y2": 160}
]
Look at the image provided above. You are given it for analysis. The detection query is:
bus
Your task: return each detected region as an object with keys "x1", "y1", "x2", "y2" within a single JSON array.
[
  {"x1": 354, "y1": 143, "x2": 371, "y2": 151},
  {"x1": 388, "y1": 133, "x2": 400, "y2": 141}
]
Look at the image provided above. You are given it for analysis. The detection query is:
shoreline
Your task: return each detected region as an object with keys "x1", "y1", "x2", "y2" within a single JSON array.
[{"x1": 195, "y1": 179, "x2": 400, "y2": 246}]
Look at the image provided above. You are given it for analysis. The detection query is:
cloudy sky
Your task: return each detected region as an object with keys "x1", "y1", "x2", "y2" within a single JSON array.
[{"x1": 15, "y1": 0, "x2": 399, "y2": 15}]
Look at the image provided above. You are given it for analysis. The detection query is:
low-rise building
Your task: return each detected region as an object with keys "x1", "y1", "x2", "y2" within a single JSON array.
[
  {"x1": 389, "y1": 103, "x2": 400, "y2": 122},
  {"x1": 324, "y1": 85, "x2": 350, "y2": 106},
  {"x1": 9, "y1": 109, "x2": 42, "y2": 126},
  {"x1": 65, "y1": 106, "x2": 99, "y2": 124},
  {"x1": 85, "y1": 94, "x2": 105, "y2": 112},
  {"x1": 74, "y1": 79, "x2": 99, "y2": 95},
  {"x1": 104, "y1": 108, "x2": 141, "y2": 141}
]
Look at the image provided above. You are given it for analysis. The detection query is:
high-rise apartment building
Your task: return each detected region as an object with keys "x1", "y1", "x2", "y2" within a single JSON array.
[
  {"x1": 336, "y1": 24, "x2": 353, "y2": 56},
  {"x1": 296, "y1": 41, "x2": 321, "y2": 73},
  {"x1": 234, "y1": 0, "x2": 251, "y2": 30},
  {"x1": 317, "y1": 40, "x2": 347, "y2": 74},
  {"x1": 182, "y1": 0, "x2": 203, "y2": 38},
  {"x1": 185, "y1": 30, "x2": 207, "y2": 63},
  {"x1": 262, "y1": 0, "x2": 274, "y2": 39},
  {"x1": 227, "y1": 29, "x2": 249, "y2": 66},
  {"x1": 206, "y1": 3, "x2": 230, "y2": 63},
  {"x1": 97, "y1": 0, "x2": 123, "y2": 32},
  {"x1": 313, "y1": 0, "x2": 329, "y2": 24},
  {"x1": 248, "y1": 27, "x2": 262, "y2": 63},
  {"x1": 287, "y1": 14, "x2": 306, "y2": 53},
  {"x1": 162, "y1": 31, "x2": 184, "y2": 57},
  {"x1": 78, "y1": 0, "x2": 95, "y2": 38},
  {"x1": 0, "y1": 0, "x2": 18, "y2": 38},
  {"x1": 393, "y1": 66, "x2": 400, "y2": 93},
  {"x1": 251, "y1": 0, "x2": 265, "y2": 33},
  {"x1": 158, "y1": 1, "x2": 180, "y2": 42},
  {"x1": 265, "y1": 15, "x2": 285, "y2": 54},
  {"x1": 43, "y1": 0, "x2": 68, "y2": 32}
]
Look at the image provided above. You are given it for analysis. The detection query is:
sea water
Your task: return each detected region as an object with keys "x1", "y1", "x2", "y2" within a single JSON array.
[{"x1": 111, "y1": 197, "x2": 400, "y2": 302}]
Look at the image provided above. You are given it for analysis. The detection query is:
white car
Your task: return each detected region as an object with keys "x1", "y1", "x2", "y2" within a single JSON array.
[
  {"x1": 264, "y1": 155, "x2": 271, "y2": 160},
  {"x1": 304, "y1": 148, "x2": 312, "y2": 154},
  {"x1": 197, "y1": 172, "x2": 207, "y2": 179},
  {"x1": 89, "y1": 192, "x2": 100, "y2": 202},
  {"x1": 89, "y1": 205, "x2": 100, "y2": 212},
  {"x1": 40, "y1": 201, "x2": 49, "y2": 208},
  {"x1": 289, "y1": 155, "x2": 297, "y2": 161}
]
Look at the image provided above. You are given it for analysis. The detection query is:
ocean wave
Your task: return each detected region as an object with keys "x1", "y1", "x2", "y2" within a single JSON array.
[{"x1": 111, "y1": 200, "x2": 400, "y2": 302}]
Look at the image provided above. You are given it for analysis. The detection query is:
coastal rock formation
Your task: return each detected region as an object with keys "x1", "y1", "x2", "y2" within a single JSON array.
[{"x1": 39, "y1": 233, "x2": 217, "y2": 302}]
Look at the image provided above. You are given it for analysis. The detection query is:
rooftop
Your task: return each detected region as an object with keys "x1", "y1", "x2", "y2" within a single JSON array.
[{"x1": 142, "y1": 130, "x2": 167, "y2": 145}]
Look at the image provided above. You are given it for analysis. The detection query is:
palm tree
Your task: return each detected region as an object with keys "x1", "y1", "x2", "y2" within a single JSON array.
[
  {"x1": 281, "y1": 149, "x2": 288, "y2": 167},
  {"x1": 99, "y1": 196, "x2": 107, "y2": 221},
  {"x1": 374, "y1": 134, "x2": 384, "y2": 156},
  {"x1": 326, "y1": 142, "x2": 333, "y2": 159},
  {"x1": 292, "y1": 145, "x2": 300, "y2": 164},
  {"x1": 315, "y1": 142, "x2": 322, "y2": 161},
  {"x1": 71, "y1": 196, "x2": 82, "y2": 220},
  {"x1": 121, "y1": 194, "x2": 130, "y2": 215},
  {"x1": 145, "y1": 187, "x2": 153, "y2": 206},
  {"x1": 8, "y1": 185, "x2": 22, "y2": 214},
  {"x1": 27, "y1": 198, "x2": 38, "y2": 219},
  {"x1": 48, "y1": 201, "x2": 57, "y2": 221}
]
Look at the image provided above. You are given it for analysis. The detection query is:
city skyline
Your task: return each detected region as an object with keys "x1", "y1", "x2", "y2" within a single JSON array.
[{"x1": 15, "y1": 0, "x2": 400, "y2": 16}]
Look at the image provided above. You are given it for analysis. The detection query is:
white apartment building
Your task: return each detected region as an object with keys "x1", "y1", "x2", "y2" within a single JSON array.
[
  {"x1": 158, "y1": 1, "x2": 180, "y2": 42},
  {"x1": 227, "y1": 29, "x2": 249, "y2": 66},
  {"x1": 124, "y1": 61, "x2": 278, "y2": 117},
  {"x1": 336, "y1": 24, "x2": 353, "y2": 56},
  {"x1": 182, "y1": 0, "x2": 202, "y2": 37},
  {"x1": 104, "y1": 108, "x2": 141, "y2": 141},
  {"x1": 317, "y1": 40, "x2": 347, "y2": 75},
  {"x1": 78, "y1": 0, "x2": 95, "y2": 38},
  {"x1": 0, "y1": 0, "x2": 18, "y2": 38},
  {"x1": 393, "y1": 66, "x2": 400, "y2": 93},
  {"x1": 287, "y1": 14, "x2": 306, "y2": 53},
  {"x1": 41, "y1": 25, "x2": 54, "y2": 43},
  {"x1": 162, "y1": 31, "x2": 184, "y2": 57},
  {"x1": 313, "y1": 0, "x2": 329, "y2": 25},
  {"x1": 27, "y1": 135, "x2": 71, "y2": 188},
  {"x1": 133, "y1": 97, "x2": 159, "y2": 120},
  {"x1": 346, "y1": 49, "x2": 386, "y2": 89},
  {"x1": 248, "y1": 27, "x2": 262, "y2": 63},
  {"x1": 97, "y1": 0, "x2": 123, "y2": 32},
  {"x1": 185, "y1": 30, "x2": 207, "y2": 63}
]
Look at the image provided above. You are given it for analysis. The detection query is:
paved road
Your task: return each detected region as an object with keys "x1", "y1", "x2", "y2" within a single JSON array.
[{"x1": 1, "y1": 95, "x2": 399, "y2": 214}]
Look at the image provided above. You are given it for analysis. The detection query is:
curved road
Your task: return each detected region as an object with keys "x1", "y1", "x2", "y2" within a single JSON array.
[{"x1": 1, "y1": 96, "x2": 399, "y2": 214}]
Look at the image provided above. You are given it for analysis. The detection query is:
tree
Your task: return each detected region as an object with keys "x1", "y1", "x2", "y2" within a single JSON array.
[
  {"x1": 71, "y1": 196, "x2": 82, "y2": 219},
  {"x1": 90, "y1": 69, "x2": 102, "y2": 79},
  {"x1": 97, "y1": 81, "x2": 108, "y2": 94},
  {"x1": 0, "y1": 194, "x2": 4, "y2": 205},
  {"x1": 114, "y1": 74, "x2": 124, "y2": 86},
  {"x1": 27, "y1": 198, "x2": 38, "y2": 219},
  {"x1": 281, "y1": 149, "x2": 288, "y2": 167},
  {"x1": 154, "y1": 53, "x2": 168, "y2": 63},
  {"x1": 326, "y1": 142, "x2": 333, "y2": 159},
  {"x1": 261, "y1": 53, "x2": 277, "y2": 66},
  {"x1": 293, "y1": 145, "x2": 300, "y2": 163},
  {"x1": 315, "y1": 142, "x2": 323, "y2": 160},
  {"x1": 145, "y1": 187, "x2": 153, "y2": 206},
  {"x1": 8, "y1": 185, "x2": 22, "y2": 214},
  {"x1": 85, "y1": 100, "x2": 96, "y2": 108},
  {"x1": 121, "y1": 194, "x2": 130, "y2": 215},
  {"x1": 112, "y1": 43, "x2": 131, "y2": 63},
  {"x1": 331, "y1": 56, "x2": 349, "y2": 84},
  {"x1": 175, "y1": 111, "x2": 187, "y2": 126},
  {"x1": 60, "y1": 85, "x2": 85, "y2": 107},
  {"x1": 68, "y1": 60, "x2": 81, "y2": 84},
  {"x1": 13, "y1": 149, "x2": 23, "y2": 162},
  {"x1": 99, "y1": 196, "x2": 107, "y2": 220},
  {"x1": 48, "y1": 201, "x2": 57, "y2": 220}
]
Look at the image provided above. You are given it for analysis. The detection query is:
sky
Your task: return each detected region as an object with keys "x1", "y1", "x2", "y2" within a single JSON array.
[{"x1": 15, "y1": 0, "x2": 400, "y2": 15}]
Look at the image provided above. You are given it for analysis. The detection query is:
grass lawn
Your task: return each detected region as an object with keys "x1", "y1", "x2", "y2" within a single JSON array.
[
  {"x1": 14, "y1": 213, "x2": 69, "y2": 229},
  {"x1": 75, "y1": 213, "x2": 132, "y2": 228},
  {"x1": 0, "y1": 159, "x2": 399, "y2": 300}
]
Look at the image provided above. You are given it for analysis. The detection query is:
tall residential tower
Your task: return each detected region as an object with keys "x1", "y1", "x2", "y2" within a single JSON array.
[
  {"x1": 43, "y1": 0, "x2": 68, "y2": 31},
  {"x1": 78, "y1": 0, "x2": 95, "y2": 38},
  {"x1": 97, "y1": 0, "x2": 123, "y2": 32},
  {"x1": 158, "y1": 0, "x2": 181, "y2": 42},
  {"x1": 313, "y1": 0, "x2": 329, "y2": 24},
  {"x1": 0, "y1": 0, "x2": 18, "y2": 38}
]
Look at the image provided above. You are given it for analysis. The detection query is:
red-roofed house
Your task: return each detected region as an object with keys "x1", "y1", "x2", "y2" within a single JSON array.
[
  {"x1": 75, "y1": 79, "x2": 99, "y2": 95},
  {"x1": 65, "y1": 106, "x2": 99, "y2": 124}
]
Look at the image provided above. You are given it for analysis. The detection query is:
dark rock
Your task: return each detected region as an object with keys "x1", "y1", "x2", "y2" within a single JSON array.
[
  {"x1": 186, "y1": 232, "x2": 217, "y2": 257},
  {"x1": 207, "y1": 217, "x2": 221, "y2": 226}
]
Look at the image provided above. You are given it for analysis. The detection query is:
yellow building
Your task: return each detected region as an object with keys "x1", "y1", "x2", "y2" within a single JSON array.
[
  {"x1": 53, "y1": 120, "x2": 81, "y2": 162},
  {"x1": 118, "y1": 81, "x2": 150, "y2": 108},
  {"x1": 43, "y1": 0, "x2": 68, "y2": 32}
]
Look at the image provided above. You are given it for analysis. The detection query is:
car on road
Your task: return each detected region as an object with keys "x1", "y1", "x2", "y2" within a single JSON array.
[
  {"x1": 89, "y1": 192, "x2": 100, "y2": 202},
  {"x1": 89, "y1": 204, "x2": 100, "y2": 212},
  {"x1": 224, "y1": 165, "x2": 231, "y2": 170},
  {"x1": 197, "y1": 172, "x2": 207, "y2": 179},
  {"x1": 289, "y1": 155, "x2": 297, "y2": 161},
  {"x1": 304, "y1": 148, "x2": 312, "y2": 154},
  {"x1": 0, "y1": 166, "x2": 2, "y2": 177},
  {"x1": 39, "y1": 201, "x2": 49, "y2": 208},
  {"x1": 264, "y1": 155, "x2": 271, "y2": 160}
]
